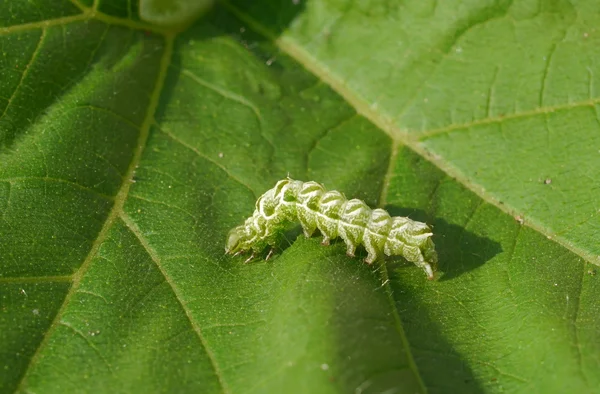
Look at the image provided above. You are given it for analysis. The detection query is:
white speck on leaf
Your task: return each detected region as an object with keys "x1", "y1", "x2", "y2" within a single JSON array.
[{"x1": 514, "y1": 215, "x2": 524, "y2": 225}]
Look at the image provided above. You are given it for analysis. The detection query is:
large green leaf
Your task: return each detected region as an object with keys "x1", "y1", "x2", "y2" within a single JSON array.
[{"x1": 2, "y1": 1, "x2": 599, "y2": 393}]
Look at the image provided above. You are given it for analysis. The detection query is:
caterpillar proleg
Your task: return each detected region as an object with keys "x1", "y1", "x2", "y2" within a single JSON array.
[{"x1": 225, "y1": 178, "x2": 438, "y2": 280}]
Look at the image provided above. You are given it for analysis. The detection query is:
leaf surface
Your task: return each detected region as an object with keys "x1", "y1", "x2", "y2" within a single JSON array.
[{"x1": 1, "y1": 1, "x2": 600, "y2": 393}]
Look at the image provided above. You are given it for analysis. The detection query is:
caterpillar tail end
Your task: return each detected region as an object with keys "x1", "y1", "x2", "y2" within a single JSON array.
[{"x1": 421, "y1": 235, "x2": 438, "y2": 280}]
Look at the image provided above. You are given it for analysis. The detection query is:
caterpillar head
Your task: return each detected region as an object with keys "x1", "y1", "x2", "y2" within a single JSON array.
[{"x1": 225, "y1": 225, "x2": 252, "y2": 255}]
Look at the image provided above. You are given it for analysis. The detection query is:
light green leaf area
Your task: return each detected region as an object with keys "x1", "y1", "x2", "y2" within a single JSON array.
[{"x1": 1, "y1": 1, "x2": 599, "y2": 394}]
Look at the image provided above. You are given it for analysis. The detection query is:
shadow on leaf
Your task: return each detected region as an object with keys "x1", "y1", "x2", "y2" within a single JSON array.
[{"x1": 385, "y1": 206, "x2": 503, "y2": 281}]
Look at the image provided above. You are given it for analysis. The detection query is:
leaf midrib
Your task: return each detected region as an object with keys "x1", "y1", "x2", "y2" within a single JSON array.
[{"x1": 376, "y1": 140, "x2": 428, "y2": 393}]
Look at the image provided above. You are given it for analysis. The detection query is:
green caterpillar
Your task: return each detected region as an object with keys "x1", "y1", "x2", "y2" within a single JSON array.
[{"x1": 225, "y1": 178, "x2": 438, "y2": 280}]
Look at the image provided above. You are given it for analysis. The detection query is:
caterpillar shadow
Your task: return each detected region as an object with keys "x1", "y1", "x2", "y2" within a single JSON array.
[
  {"x1": 264, "y1": 210, "x2": 501, "y2": 282},
  {"x1": 382, "y1": 206, "x2": 502, "y2": 281},
  {"x1": 232, "y1": 213, "x2": 499, "y2": 393}
]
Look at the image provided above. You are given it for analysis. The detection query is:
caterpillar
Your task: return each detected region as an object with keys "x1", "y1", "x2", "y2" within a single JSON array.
[{"x1": 225, "y1": 178, "x2": 438, "y2": 280}]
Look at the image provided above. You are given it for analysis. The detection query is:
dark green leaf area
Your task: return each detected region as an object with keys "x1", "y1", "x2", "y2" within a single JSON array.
[
  {"x1": 0, "y1": 281, "x2": 70, "y2": 392},
  {"x1": 0, "y1": 1, "x2": 80, "y2": 27},
  {"x1": 21, "y1": 219, "x2": 223, "y2": 393},
  {"x1": 0, "y1": 23, "x2": 166, "y2": 277},
  {"x1": 153, "y1": 16, "x2": 383, "y2": 198}
]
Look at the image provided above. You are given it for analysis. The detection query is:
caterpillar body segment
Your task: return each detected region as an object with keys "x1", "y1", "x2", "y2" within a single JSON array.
[{"x1": 225, "y1": 178, "x2": 438, "y2": 280}]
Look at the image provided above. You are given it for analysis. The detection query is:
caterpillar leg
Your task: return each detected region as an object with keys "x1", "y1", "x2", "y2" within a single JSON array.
[
  {"x1": 403, "y1": 245, "x2": 435, "y2": 280},
  {"x1": 415, "y1": 260, "x2": 435, "y2": 280},
  {"x1": 424, "y1": 263, "x2": 435, "y2": 280},
  {"x1": 301, "y1": 224, "x2": 316, "y2": 238},
  {"x1": 363, "y1": 236, "x2": 380, "y2": 264},
  {"x1": 346, "y1": 243, "x2": 356, "y2": 257},
  {"x1": 265, "y1": 248, "x2": 275, "y2": 261},
  {"x1": 321, "y1": 236, "x2": 331, "y2": 246},
  {"x1": 364, "y1": 252, "x2": 380, "y2": 265},
  {"x1": 244, "y1": 252, "x2": 256, "y2": 264}
]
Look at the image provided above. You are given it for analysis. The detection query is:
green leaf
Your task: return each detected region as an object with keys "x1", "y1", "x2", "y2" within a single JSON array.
[
  {"x1": 2, "y1": 1, "x2": 599, "y2": 393},
  {"x1": 139, "y1": 0, "x2": 214, "y2": 27}
]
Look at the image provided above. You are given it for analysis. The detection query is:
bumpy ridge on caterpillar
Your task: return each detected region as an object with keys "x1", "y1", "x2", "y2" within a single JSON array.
[{"x1": 225, "y1": 178, "x2": 438, "y2": 280}]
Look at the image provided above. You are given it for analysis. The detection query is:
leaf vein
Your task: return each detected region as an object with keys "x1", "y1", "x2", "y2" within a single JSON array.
[
  {"x1": 0, "y1": 28, "x2": 46, "y2": 122},
  {"x1": 2, "y1": 176, "x2": 115, "y2": 200},
  {"x1": 67, "y1": 0, "x2": 89, "y2": 12},
  {"x1": 568, "y1": 263, "x2": 589, "y2": 385},
  {"x1": 13, "y1": 33, "x2": 174, "y2": 392},
  {"x1": 129, "y1": 194, "x2": 200, "y2": 224},
  {"x1": 418, "y1": 97, "x2": 600, "y2": 140},
  {"x1": 179, "y1": 68, "x2": 276, "y2": 156},
  {"x1": 156, "y1": 124, "x2": 257, "y2": 198},
  {"x1": 377, "y1": 140, "x2": 427, "y2": 393},
  {"x1": 58, "y1": 320, "x2": 114, "y2": 374},
  {"x1": 378, "y1": 140, "x2": 399, "y2": 209},
  {"x1": 0, "y1": 275, "x2": 73, "y2": 284},
  {"x1": 120, "y1": 212, "x2": 230, "y2": 394},
  {"x1": 180, "y1": 69, "x2": 263, "y2": 123}
]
